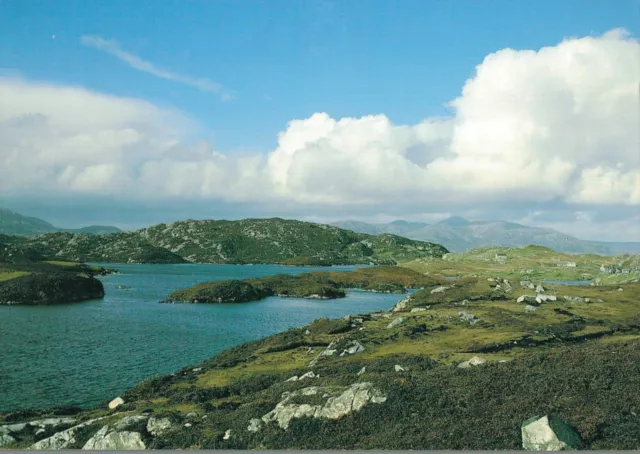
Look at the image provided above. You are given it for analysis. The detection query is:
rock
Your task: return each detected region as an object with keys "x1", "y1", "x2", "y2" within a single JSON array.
[
  {"x1": 411, "y1": 307, "x2": 427, "y2": 313},
  {"x1": 192, "y1": 367, "x2": 202, "y2": 372},
  {"x1": 528, "y1": 283, "x2": 536, "y2": 289},
  {"x1": 82, "y1": 425, "x2": 146, "y2": 450},
  {"x1": 521, "y1": 415, "x2": 582, "y2": 451},
  {"x1": 357, "y1": 366, "x2": 366, "y2": 376},
  {"x1": 520, "y1": 280, "x2": 531, "y2": 287},
  {"x1": 458, "y1": 312, "x2": 480, "y2": 325},
  {"x1": 392, "y1": 296, "x2": 411, "y2": 312},
  {"x1": 563, "y1": 296, "x2": 585, "y2": 303},
  {"x1": 394, "y1": 365, "x2": 407, "y2": 372},
  {"x1": 185, "y1": 412, "x2": 198, "y2": 419},
  {"x1": 457, "y1": 356, "x2": 487, "y2": 368},
  {"x1": 525, "y1": 305, "x2": 537, "y2": 312},
  {"x1": 29, "y1": 417, "x2": 109, "y2": 450},
  {"x1": 319, "y1": 341, "x2": 338, "y2": 357},
  {"x1": 431, "y1": 286, "x2": 450, "y2": 294},
  {"x1": 108, "y1": 397, "x2": 124, "y2": 410},
  {"x1": 536, "y1": 285, "x2": 545, "y2": 293},
  {"x1": 0, "y1": 434, "x2": 16, "y2": 447},
  {"x1": 261, "y1": 383, "x2": 386, "y2": 430},
  {"x1": 223, "y1": 429, "x2": 232, "y2": 440},
  {"x1": 285, "y1": 375, "x2": 299, "y2": 382},
  {"x1": 36, "y1": 428, "x2": 46, "y2": 436},
  {"x1": 618, "y1": 288, "x2": 624, "y2": 292},
  {"x1": 304, "y1": 329, "x2": 311, "y2": 335},
  {"x1": 299, "y1": 371, "x2": 317, "y2": 380},
  {"x1": 184, "y1": 423, "x2": 192, "y2": 428},
  {"x1": 503, "y1": 282, "x2": 513, "y2": 293},
  {"x1": 387, "y1": 317, "x2": 406, "y2": 329},
  {"x1": 247, "y1": 419, "x2": 262, "y2": 433},
  {"x1": 340, "y1": 340, "x2": 365, "y2": 356},
  {"x1": 146, "y1": 417, "x2": 172, "y2": 437}
]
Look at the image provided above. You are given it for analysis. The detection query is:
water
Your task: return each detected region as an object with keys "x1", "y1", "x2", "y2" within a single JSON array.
[
  {"x1": 0, "y1": 264, "x2": 405, "y2": 412},
  {"x1": 544, "y1": 279, "x2": 592, "y2": 286}
]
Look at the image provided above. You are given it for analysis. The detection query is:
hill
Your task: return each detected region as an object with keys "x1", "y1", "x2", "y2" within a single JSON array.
[
  {"x1": 10, "y1": 218, "x2": 449, "y2": 265},
  {"x1": 332, "y1": 217, "x2": 640, "y2": 255},
  {"x1": 0, "y1": 208, "x2": 121, "y2": 236}
]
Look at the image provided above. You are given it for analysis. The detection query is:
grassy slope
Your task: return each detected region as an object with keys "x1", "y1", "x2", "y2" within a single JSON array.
[{"x1": 3, "y1": 258, "x2": 640, "y2": 449}]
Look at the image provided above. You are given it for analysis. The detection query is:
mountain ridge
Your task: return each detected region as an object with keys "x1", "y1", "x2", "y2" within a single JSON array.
[{"x1": 0, "y1": 208, "x2": 121, "y2": 236}]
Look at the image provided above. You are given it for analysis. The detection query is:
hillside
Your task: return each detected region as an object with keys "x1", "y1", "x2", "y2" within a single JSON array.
[
  {"x1": 9, "y1": 218, "x2": 448, "y2": 265},
  {"x1": 332, "y1": 217, "x2": 640, "y2": 255},
  {"x1": 0, "y1": 208, "x2": 121, "y2": 236},
  {"x1": 3, "y1": 270, "x2": 640, "y2": 449}
]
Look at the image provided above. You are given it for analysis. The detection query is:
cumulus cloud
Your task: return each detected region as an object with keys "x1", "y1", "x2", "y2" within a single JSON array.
[
  {"x1": 1, "y1": 29, "x2": 638, "y2": 239},
  {"x1": 81, "y1": 35, "x2": 234, "y2": 100}
]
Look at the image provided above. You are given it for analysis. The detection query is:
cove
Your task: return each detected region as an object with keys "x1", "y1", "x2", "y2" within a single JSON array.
[{"x1": 0, "y1": 263, "x2": 405, "y2": 412}]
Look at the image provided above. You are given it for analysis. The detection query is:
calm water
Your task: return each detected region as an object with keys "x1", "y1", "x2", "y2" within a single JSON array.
[{"x1": 0, "y1": 264, "x2": 405, "y2": 412}]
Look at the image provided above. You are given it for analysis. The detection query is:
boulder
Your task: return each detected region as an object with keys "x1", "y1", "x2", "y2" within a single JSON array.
[
  {"x1": 340, "y1": 340, "x2": 365, "y2": 356},
  {"x1": 29, "y1": 417, "x2": 109, "y2": 450},
  {"x1": 536, "y1": 285, "x2": 545, "y2": 293},
  {"x1": 247, "y1": 419, "x2": 262, "y2": 433},
  {"x1": 114, "y1": 415, "x2": 148, "y2": 431},
  {"x1": 521, "y1": 415, "x2": 582, "y2": 451},
  {"x1": 563, "y1": 296, "x2": 584, "y2": 303},
  {"x1": 394, "y1": 364, "x2": 407, "y2": 372},
  {"x1": 261, "y1": 383, "x2": 386, "y2": 430},
  {"x1": 525, "y1": 305, "x2": 537, "y2": 313},
  {"x1": 82, "y1": 425, "x2": 146, "y2": 450},
  {"x1": 0, "y1": 434, "x2": 16, "y2": 448},
  {"x1": 108, "y1": 397, "x2": 124, "y2": 410},
  {"x1": 223, "y1": 429, "x2": 232, "y2": 440},
  {"x1": 146, "y1": 417, "x2": 172, "y2": 437},
  {"x1": 357, "y1": 366, "x2": 366, "y2": 376},
  {"x1": 392, "y1": 296, "x2": 411, "y2": 312},
  {"x1": 457, "y1": 356, "x2": 487, "y2": 369},
  {"x1": 430, "y1": 286, "x2": 450, "y2": 294},
  {"x1": 387, "y1": 317, "x2": 406, "y2": 329}
]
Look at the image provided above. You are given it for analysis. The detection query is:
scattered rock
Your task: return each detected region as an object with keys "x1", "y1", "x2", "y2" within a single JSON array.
[
  {"x1": 261, "y1": 383, "x2": 387, "y2": 430},
  {"x1": 146, "y1": 417, "x2": 172, "y2": 437},
  {"x1": 184, "y1": 423, "x2": 192, "y2": 428},
  {"x1": 457, "y1": 356, "x2": 487, "y2": 368},
  {"x1": 319, "y1": 341, "x2": 338, "y2": 357},
  {"x1": 387, "y1": 317, "x2": 406, "y2": 329},
  {"x1": 411, "y1": 307, "x2": 427, "y2": 313},
  {"x1": 525, "y1": 305, "x2": 537, "y2": 313},
  {"x1": 392, "y1": 295, "x2": 411, "y2": 312},
  {"x1": 0, "y1": 434, "x2": 16, "y2": 447},
  {"x1": 192, "y1": 367, "x2": 202, "y2": 372},
  {"x1": 247, "y1": 419, "x2": 262, "y2": 433},
  {"x1": 83, "y1": 425, "x2": 146, "y2": 450},
  {"x1": 114, "y1": 415, "x2": 148, "y2": 431},
  {"x1": 430, "y1": 286, "x2": 450, "y2": 294},
  {"x1": 357, "y1": 366, "x2": 366, "y2": 376},
  {"x1": 618, "y1": 288, "x2": 624, "y2": 292},
  {"x1": 458, "y1": 312, "x2": 480, "y2": 325},
  {"x1": 521, "y1": 415, "x2": 582, "y2": 451},
  {"x1": 340, "y1": 340, "x2": 366, "y2": 356},
  {"x1": 394, "y1": 365, "x2": 407, "y2": 372},
  {"x1": 536, "y1": 285, "x2": 545, "y2": 293},
  {"x1": 29, "y1": 417, "x2": 109, "y2": 450},
  {"x1": 108, "y1": 397, "x2": 124, "y2": 410},
  {"x1": 563, "y1": 296, "x2": 585, "y2": 303},
  {"x1": 304, "y1": 329, "x2": 311, "y2": 335},
  {"x1": 223, "y1": 429, "x2": 232, "y2": 441},
  {"x1": 185, "y1": 412, "x2": 198, "y2": 419}
]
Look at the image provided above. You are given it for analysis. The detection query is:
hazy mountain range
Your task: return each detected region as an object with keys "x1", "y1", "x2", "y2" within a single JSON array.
[
  {"x1": 0, "y1": 208, "x2": 121, "y2": 236},
  {"x1": 332, "y1": 217, "x2": 640, "y2": 255}
]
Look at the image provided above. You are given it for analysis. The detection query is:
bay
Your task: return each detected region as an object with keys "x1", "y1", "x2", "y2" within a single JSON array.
[{"x1": 0, "y1": 263, "x2": 404, "y2": 412}]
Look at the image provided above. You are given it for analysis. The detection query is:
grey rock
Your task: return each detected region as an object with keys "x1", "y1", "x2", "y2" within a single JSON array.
[
  {"x1": 386, "y1": 317, "x2": 406, "y2": 329},
  {"x1": 392, "y1": 296, "x2": 411, "y2": 312},
  {"x1": 185, "y1": 412, "x2": 198, "y2": 419},
  {"x1": 261, "y1": 383, "x2": 386, "y2": 430},
  {"x1": 357, "y1": 366, "x2": 366, "y2": 376},
  {"x1": 146, "y1": 417, "x2": 172, "y2": 437},
  {"x1": 394, "y1": 364, "x2": 407, "y2": 372},
  {"x1": 247, "y1": 419, "x2": 262, "y2": 433},
  {"x1": 521, "y1": 415, "x2": 582, "y2": 451},
  {"x1": 457, "y1": 356, "x2": 487, "y2": 368},
  {"x1": 525, "y1": 305, "x2": 538, "y2": 312},
  {"x1": 411, "y1": 307, "x2": 427, "y2": 313},
  {"x1": 0, "y1": 434, "x2": 16, "y2": 448},
  {"x1": 340, "y1": 340, "x2": 365, "y2": 356},
  {"x1": 563, "y1": 296, "x2": 585, "y2": 303},
  {"x1": 536, "y1": 285, "x2": 545, "y2": 293},
  {"x1": 108, "y1": 397, "x2": 124, "y2": 410},
  {"x1": 223, "y1": 429, "x2": 232, "y2": 440},
  {"x1": 82, "y1": 425, "x2": 146, "y2": 450},
  {"x1": 114, "y1": 415, "x2": 148, "y2": 431},
  {"x1": 430, "y1": 286, "x2": 450, "y2": 294},
  {"x1": 29, "y1": 417, "x2": 109, "y2": 450}
]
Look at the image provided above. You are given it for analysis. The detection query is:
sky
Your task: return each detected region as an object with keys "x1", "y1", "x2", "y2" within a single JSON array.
[{"x1": 0, "y1": 0, "x2": 639, "y2": 241}]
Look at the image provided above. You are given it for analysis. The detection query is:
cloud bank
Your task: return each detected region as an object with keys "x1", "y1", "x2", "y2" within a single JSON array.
[
  {"x1": 81, "y1": 35, "x2": 234, "y2": 100},
  {"x1": 1, "y1": 29, "x2": 639, "y2": 239}
]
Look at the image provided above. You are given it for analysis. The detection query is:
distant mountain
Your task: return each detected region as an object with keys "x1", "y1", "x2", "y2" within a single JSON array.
[
  {"x1": 332, "y1": 217, "x2": 640, "y2": 255},
  {"x1": 0, "y1": 208, "x2": 121, "y2": 236},
  {"x1": 13, "y1": 218, "x2": 449, "y2": 265}
]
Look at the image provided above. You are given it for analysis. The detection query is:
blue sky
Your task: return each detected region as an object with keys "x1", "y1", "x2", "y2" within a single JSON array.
[
  {"x1": 2, "y1": 0, "x2": 637, "y2": 150},
  {"x1": 0, "y1": 1, "x2": 638, "y2": 241}
]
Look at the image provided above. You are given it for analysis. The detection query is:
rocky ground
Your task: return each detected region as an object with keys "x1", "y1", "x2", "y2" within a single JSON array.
[{"x1": 2, "y1": 268, "x2": 639, "y2": 449}]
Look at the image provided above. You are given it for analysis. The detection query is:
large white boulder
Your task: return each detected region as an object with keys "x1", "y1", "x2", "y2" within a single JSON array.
[{"x1": 521, "y1": 415, "x2": 582, "y2": 451}]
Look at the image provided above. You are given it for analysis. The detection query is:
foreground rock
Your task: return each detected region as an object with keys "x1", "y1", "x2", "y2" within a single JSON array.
[
  {"x1": 261, "y1": 382, "x2": 387, "y2": 430},
  {"x1": 457, "y1": 356, "x2": 487, "y2": 368},
  {"x1": 28, "y1": 417, "x2": 109, "y2": 450},
  {"x1": 521, "y1": 415, "x2": 582, "y2": 451},
  {"x1": 83, "y1": 425, "x2": 146, "y2": 450}
]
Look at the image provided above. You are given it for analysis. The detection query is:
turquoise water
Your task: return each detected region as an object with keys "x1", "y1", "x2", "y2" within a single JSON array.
[{"x1": 0, "y1": 264, "x2": 405, "y2": 412}]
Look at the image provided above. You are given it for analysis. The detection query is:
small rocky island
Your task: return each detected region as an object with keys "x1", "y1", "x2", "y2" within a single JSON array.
[{"x1": 163, "y1": 266, "x2": 443, "y2": 304}]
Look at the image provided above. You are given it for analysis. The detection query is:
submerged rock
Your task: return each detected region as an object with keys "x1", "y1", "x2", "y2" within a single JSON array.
[{"x1": 521, "y1": 415, "x2": 582, "y2": 451}]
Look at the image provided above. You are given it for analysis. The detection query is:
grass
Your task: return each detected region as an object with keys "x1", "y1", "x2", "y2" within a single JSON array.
[{"x1": 0, "y1": 271, "x2": 30, "y2": 281}]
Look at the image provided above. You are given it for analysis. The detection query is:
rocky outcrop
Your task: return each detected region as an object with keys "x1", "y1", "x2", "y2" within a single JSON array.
[
  {"x1": 387, "y1": 317, "x2": 406, "y2": 329},
  {"x1": 521, "y1": 415, "x2": 582, "y2": 451},
  {"x1": 82, "y1": 425, "x2": 146, "y2": 450},
  {"x1": 261, "y1": 383, "x2": 387, "y2": 430},
  {"x1": 28, "y1": 417, "x2": 109, "y2": 450},
  {"x1": 457, "y1": 356, "x2": 487, "y2": 368},
  {"x1": 146, "y1": 417, "x2": 172, "y2": 437}
]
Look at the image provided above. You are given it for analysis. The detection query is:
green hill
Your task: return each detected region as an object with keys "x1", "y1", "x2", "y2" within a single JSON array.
[{"x1": 0, "y1": 208, "x2": 121, "y2": 236}]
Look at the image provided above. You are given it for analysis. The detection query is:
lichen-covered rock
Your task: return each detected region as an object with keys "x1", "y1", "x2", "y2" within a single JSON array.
[
  {"x1": 82, "y1": 425, "x2": 146, "y2": 450},
  {"x1": 247, "y1": 419, "x2": 262, "y2": 433},
  {"x1": 146, "y1": 417, "x2": 172, "y2": 437},
  {"x1": 261, "y1": 383, "x2": 387, "y2": 430},
  {"x1": 457, "y1": 356, "x2": 487, "y2": 368},
  {"x1": 521, "y1": 415, "x2": 582, "y2": 451},
  {"x1": 0, "y1": 434, "x2": 16, "y2": 447}
]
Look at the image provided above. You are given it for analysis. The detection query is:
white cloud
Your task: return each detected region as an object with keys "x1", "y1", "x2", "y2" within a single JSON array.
[
  {"x1": 81, "y1": 35, "x2": 234, "y2": 100},
  {"x1": 1, "y1": 29, "x2": 638, "y2": 239}
]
